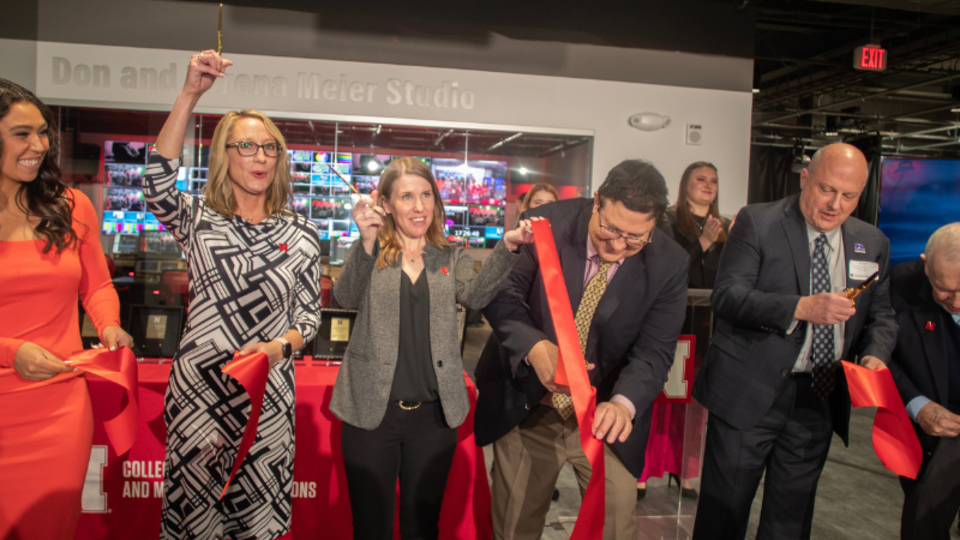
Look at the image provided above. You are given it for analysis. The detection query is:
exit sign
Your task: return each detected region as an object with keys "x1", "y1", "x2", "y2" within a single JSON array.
[{"x1": 854, "y1": 46, "x2": 887, "y2": 71}]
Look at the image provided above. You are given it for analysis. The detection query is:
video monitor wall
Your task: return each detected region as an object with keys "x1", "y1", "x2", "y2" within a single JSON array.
[
  {"x1": 100, "y1": 140, "x2": 509, "y2": 249},
  {"x1": 878, "y1": 157, "x2": 960, "y2": 266}
]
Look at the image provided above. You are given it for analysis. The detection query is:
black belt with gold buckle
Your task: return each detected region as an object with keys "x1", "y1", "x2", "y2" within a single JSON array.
[{"x1": 398, "y1": 401, "x2": 422, "y2": 410}]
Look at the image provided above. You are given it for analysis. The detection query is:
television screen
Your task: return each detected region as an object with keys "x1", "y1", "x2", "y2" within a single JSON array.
[
  {"x1": 138, "y1": 231, "x2": 182, "y2": 259},
  {"x1": 878, "y1": 157, "x2": 960, "y2": 266},
  {"x1": 102, "y1": 143, "x2": 510, "y2": 250},
  {"x1": 104, "y1": 141, "x2": 147, "y2": 164}
]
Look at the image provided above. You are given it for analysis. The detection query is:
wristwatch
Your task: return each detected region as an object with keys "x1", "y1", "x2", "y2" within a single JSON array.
[{"x1": 276, "y1": 337, "x2": 292, "y2": 361}]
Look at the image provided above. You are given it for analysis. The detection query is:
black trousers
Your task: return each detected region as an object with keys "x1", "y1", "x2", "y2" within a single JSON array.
[
  {"x1": 900, "y1": 435, "x2": 960, "y2": 540},
  {"x1": 693, "y1": 374, "x2": 834, "y2": 540},
  {"x1": 341, "y1": 401, "x2": 458, "y2": 540}
]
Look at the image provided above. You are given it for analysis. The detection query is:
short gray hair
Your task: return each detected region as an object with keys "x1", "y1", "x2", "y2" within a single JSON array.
[{"x1": 925, "y1": 223, "x2": 960, "y2": 265}]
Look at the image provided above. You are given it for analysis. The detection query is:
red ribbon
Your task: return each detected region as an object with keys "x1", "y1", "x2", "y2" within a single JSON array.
[
  {"x1": 531, "y1": 219, "x2": 605, "y2": 539},
  {"x1": 69, "y1": 347, "x2": 140, "y2": 455},
  {"x1": 219, "y1": 351, "x2": 271, "y2": 500},
  {"x1": 841, "y1": 361, "x2": 923, "y2": 479}
]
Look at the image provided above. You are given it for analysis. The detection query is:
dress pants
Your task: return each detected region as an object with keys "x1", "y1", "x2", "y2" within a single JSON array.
[
  {"x1": 491, "y1": 404, "x2": 638, "y2": 540},
  {"x1": 341, "y1": 401, "x2": 458, "y2": 540},
  {"x1": 900, "y1": 435, "x2": 960, "y2": 540},
  {"x1": 693, "y1": 374, "x2": 833, "y2": 540}
]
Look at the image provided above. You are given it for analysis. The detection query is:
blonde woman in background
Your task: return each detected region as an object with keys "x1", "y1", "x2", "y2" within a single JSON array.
[{"x1": 520, "y1": 182, "x2": 559, "y2": 212}]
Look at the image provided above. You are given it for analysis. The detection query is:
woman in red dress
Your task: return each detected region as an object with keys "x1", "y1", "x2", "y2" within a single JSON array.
[{"x1": 0, "y1": 79, "x2": 133, "y2": 539}]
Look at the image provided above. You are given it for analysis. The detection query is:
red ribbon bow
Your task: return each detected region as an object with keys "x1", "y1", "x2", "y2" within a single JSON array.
[
  {"x1": 841, "y1": 361, "x2": 922, "y2": 479},
  {"x1": 440, "y1": 266, "x2": 449, "y2": 275},
  {"x1": 68, "y1": 347, "x2": 140, "y2": 455},
  {"x1": 925, "y1": 321, "x2": 936, "y2": 331},
  {"x1": 219, "y1": 351, "x2": 271, "y2": 499},
  {"x1": 531, "y1": 219, "x2": 605, "y2": 539}
]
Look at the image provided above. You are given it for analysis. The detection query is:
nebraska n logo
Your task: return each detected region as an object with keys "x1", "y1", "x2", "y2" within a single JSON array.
[{"x1": 82, "y1": 445, "x2": 109, "y2": 513}]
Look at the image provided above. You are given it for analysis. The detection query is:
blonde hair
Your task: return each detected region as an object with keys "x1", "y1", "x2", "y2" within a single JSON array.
[
  {"x1": 376, "y1": 157, "x2": 449, "y2": 269},
  {"x1": 204, "y1": 110, "x2": 293, "y2": 219},
  {"x1": 520, "y1": 183, "x2": 560, "y2": 212}
]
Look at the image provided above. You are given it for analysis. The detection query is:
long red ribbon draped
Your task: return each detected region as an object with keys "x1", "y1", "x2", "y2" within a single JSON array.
[
  {"x1": 68, "y1": 347, "x2": 140, "y2": 455},
  {"x1": 841, "y1": 361, "x2": 923, "y2": 479},
  {"x1": 219, "y1": 351, "x2": 271, "y2": 500},
  {"x1": 531, "y1": 219, "x2": 605, "y2": 539}
]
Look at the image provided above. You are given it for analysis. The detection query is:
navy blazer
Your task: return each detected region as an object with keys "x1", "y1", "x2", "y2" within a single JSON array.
[
  {"x1": 693, "y1": 194, "x2": 898, "y2": 444},
  {"x1": 475, "y1": 198, "x2": 690, "y2": 477},
  {"x1": 887, "y1": 259, "x2": 953, "y2": 457}
]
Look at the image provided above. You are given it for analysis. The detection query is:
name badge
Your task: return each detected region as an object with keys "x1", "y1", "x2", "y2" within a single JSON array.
[{"x1": 849, "y1": 260, "x2": 879, "y2": 281}]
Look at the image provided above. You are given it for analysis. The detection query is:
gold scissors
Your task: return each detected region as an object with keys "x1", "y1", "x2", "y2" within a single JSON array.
[
  {"x1": 844, "y1": 270, "x2": 879, "y2": 307},
  {"x1": 326, "y1": 162, "x2": 361, "y2": 195}
]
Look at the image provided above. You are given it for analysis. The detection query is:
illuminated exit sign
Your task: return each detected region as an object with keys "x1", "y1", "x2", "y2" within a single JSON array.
[{"x1": 854, "y1": 45, "x2": 887, "y2": 71}]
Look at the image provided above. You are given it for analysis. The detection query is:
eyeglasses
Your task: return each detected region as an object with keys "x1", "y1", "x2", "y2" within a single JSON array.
[
  {"x1": 597, "y1": 207, "x2": 654, "y2": 247},
  {"x1": 226, "y1": 141, "x2": 281, "y2": 158}
]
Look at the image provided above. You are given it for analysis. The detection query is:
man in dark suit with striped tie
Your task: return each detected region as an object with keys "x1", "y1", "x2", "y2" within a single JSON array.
[
  {"x1": 692, "y1": 143, "x2": 898, "y2": 539},
  {"x1": 475, "y1": 160, "x2": 690, "y2": 540}
]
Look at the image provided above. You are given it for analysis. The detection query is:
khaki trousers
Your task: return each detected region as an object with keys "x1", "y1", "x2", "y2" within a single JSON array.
[{"x1": 491, "y1": 404, "x2": 638, "y2": 540}]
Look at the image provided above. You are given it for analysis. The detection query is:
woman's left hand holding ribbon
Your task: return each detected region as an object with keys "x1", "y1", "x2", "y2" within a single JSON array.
[
  {"x1": 101, "y1": 325, "x2": 134, "y2": 351},
  {"x1": 237, "y1": 341, "x2": 285, "y2": 367}
]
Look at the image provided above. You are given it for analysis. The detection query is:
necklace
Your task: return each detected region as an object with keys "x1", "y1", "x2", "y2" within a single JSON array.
[{"x1": 240, "y1": 211, "x2": 265, "y2": 224}]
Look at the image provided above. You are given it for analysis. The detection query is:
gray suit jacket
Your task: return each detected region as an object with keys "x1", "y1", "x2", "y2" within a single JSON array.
[
  {"x1": 331, "y1": 239, "x2": 518, "y2": 430},
  {"x1": 693, "y1": 194, "x2": 898, "y2": 444}
]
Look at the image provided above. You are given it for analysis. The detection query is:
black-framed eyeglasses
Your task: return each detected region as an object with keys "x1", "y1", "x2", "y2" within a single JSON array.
[
  {"x1": 597, "y1": 206, "x2": 654, "y2": 247},
  {"x1": 226, "y1": 141, "x2": 281, "y2": 158}
]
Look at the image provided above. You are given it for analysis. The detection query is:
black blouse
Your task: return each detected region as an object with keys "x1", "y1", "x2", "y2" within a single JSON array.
[
  {"x1": 659, "y1": 207, "x2": 730, "y2": 289},
  {"x1": 388, "y1": 271, "x2": 439, "y2": 402}
]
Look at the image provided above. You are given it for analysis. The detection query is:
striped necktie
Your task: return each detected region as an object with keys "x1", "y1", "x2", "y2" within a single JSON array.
[{"x1": 553, "y1": 260, "x2": 612, "y2": 419}]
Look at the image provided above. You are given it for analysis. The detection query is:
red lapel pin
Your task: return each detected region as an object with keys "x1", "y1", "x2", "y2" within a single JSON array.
[
  {"x1": 925, "y1": 321, "x2": 936, "y2": 331},
  {"x1": 440, "y1": 266, "x2": 449, "y2": 275},
  {"x1": 278, "y1": 243, "x2": 288, "y2": 252}
]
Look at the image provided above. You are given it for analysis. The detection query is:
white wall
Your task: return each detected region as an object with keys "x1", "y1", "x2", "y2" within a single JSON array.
[{"x1": 28, "y1": 41, "x2": 752, "y2": 216}]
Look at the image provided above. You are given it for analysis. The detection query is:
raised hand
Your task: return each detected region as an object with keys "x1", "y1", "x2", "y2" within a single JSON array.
[
  {"x1": 503, "y1": 218, "x2": 538, "y2": 251},
  {"x1": 182, "y1": 49, "x2": 233, "y2": 98},
  {"x1": 353, "y1": 189, "x2": 385, "y2": 254}
]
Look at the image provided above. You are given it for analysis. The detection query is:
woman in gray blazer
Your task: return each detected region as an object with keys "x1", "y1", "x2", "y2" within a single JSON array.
[{"x1": 331, "y1": 157, "x2": 531, "y2": 540}]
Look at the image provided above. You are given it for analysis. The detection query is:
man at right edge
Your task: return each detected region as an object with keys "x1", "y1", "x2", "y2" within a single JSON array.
[{"x1": 692, "y1": 142, "x2": 898, "y2": 539}]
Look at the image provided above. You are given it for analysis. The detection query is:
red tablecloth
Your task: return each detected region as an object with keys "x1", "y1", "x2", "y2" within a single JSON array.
[{"x1": 76, "y1": 363, "x2": 492, "y2": 539}]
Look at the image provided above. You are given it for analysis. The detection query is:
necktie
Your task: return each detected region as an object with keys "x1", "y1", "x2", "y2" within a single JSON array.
[
  {"x1": 553, "y1": 260, "x2": 612, "y2": 419},
  {"x1": 811, "y1": 234, "x2": 836, "y2": 401}
]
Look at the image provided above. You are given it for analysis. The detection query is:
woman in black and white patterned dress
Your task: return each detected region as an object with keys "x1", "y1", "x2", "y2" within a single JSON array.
[{"x1": 144, "y1": 50, "x2": 321, "y2": 540}]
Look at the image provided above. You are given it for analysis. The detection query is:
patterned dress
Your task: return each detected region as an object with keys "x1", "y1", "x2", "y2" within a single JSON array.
[{"x1": 143, "y1": 152, "x2": 321, "y2": 540}]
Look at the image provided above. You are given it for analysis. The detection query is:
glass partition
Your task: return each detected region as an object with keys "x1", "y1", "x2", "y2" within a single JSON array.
[{"x1": 52, "y1": 106, "x2": 592, "y2": 260}]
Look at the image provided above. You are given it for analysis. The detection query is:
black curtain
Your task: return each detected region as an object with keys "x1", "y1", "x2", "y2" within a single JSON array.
[
  {"x1": 844, "y1": 134, "x2": 883, "y2": 226},
  {"x1": 746, "y1": 137, "x2": 883, "y2": 227},
  {"x1": 748, "y1": 145, "x2": 801, "y2": 205}
]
